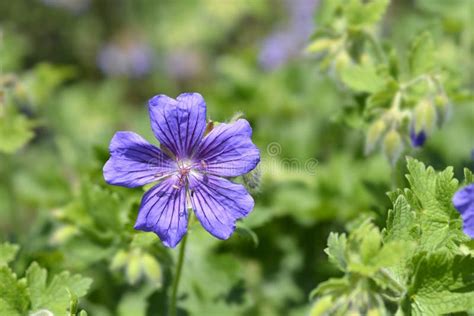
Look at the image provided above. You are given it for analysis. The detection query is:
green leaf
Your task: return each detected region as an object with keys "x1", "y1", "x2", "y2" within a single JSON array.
[
  {"x1": 383, "y1": 195, "x2": 417, "y2": 243},
  {"x1": 0, "y1": 106, "x2": 34, "y2": 154},
  {"x1": 366, "y1": 79, "x2": 399, "y2": 110},
  {"x1": 23, "y1": 63, "x2": 76, "y2": 106},
  {"x1": 405, "y1": 157, "x2": 466, "y2": 251},
  {"x1": 0, "y1": 242, "x2": 20, "y2": 266},
  {"x1": 340, "y1": 64, "x2": 384, "y2": 93},
  {"x1": 405, "y1": 251, "x2": 474, "y2": 315},
  {"x1": 26, "y1": 262, "x2": 92, "y2": 315},
  {"x1": 409, "y1": 32, "x2": 435, "y2": 76},
  {"x1": 463, "y1": 168, "x2": 473, "y2": 184},
  {"x1": 324, "y1": 233, "x2": 347, "y2": 272},
  {"x1": 0, "y1": 266, "x2": 29, "y2": 315},
  {"x1": 345, "y1": 0, "x2": 390, "y2": 28},
  {"x1": 309, "y1": 277, "x2": 350, "y2": 299}
]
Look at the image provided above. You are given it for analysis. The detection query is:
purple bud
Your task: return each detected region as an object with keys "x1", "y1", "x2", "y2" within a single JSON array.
[{"x1": 410, "y1": 127, "x2": 427, "y2": 148}]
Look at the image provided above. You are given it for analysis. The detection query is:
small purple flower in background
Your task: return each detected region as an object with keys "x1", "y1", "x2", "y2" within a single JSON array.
[
  {"x1": 103, "y1": 93, "x2": 260, "y2": 248},
  {"x1": 39, "y1": 0, "x2": 90, "y2": 13},
  {"x1": 453, "y1": 184, "x2": 474, "y2": 238},
  {"x1": 97, "y1": 37, "x2": 153, "y2": 78},
  {"x1": 165, "y1": 49, "x2": 204, "y2": 82},
  {"x1": 410, "y1": 127, "x2": 427, "y2": 148},
  {"x1": 259, "y1": 0, "x2": 319, "y2": 70}
]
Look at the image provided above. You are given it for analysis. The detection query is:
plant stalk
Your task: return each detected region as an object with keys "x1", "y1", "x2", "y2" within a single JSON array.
[{"x1": 169, "y1": 232, "x2": 188, "y2": 316}]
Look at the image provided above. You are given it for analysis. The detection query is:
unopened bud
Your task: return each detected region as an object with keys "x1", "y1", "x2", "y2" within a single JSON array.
[
  {"x1": 306, "y1": 38, "x2": 337, "y2": 54},
  {"x1": 141, "y1": 253, "x2": 162, "y2": 286},
  {"x1": 383, "y1": 129, "x2": 403, "y2": 166},
  {"x1": 365, "y1": 119, "x2": 386, "y2": 154},
  {"x1": 413, "y1": 99, "x2": 436, "y2": 135},
  {"x1": 126, "y1": 251, "x2": 142, "y2": 285},
  {"x1": 49, "y1": 225, "x2": 78, "y2": 245},
  {"x1": 110, "y1": 250, "x2": 128, "y2": 271},
  {"x1": 335, "y1": 51, "x2": 351, "y2": 74}
]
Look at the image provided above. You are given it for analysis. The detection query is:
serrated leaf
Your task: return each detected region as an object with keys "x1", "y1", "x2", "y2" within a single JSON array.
[
  {"x1": 0, "y1": 266, "x2": 29, "y2": 315},
  {"x1": 0, "y1": 242, "x2": 19, "y2": 266},
  {"x1": 464, "y1": 168, "x2": 473, "y2": 184},
  {"x1": 405, "y1": 157, "x2": 466, "y2": 251},
  {"x1": 406, "y1": 251, "x2": 474, "y2": 315},
  {"x1": 359, "y1": 224, "x2": 382, "y2": 263},
  {"x1": 0, "y1": 298, "x2": 22, "y2": 316},
  {"x1": 409, "y1": 32, "x2": 435, "y2": 76},
  {"x1": 26, "y1": 262, "x2": 92, "y2": 315},
  {"x1": 384, "y1": 195, "x2": 417, "y2": 243},
  {"x1": 340, "y1": 64, "x2": 384, "y2": 93},
  {"x1": 325, "y1": 233, "x2": 347, "y2": 272}
]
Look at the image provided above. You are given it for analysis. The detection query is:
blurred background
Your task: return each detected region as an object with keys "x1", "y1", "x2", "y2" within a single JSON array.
[{"x1": 0, "y1": 0, "x2": 472, "y2": 315}]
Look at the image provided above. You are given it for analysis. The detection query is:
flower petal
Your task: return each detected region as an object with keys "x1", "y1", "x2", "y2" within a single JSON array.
[
  {"x1": 148, "y1": 93, "x2": 207, "y2": 159},
  {"x1": 188, "y1": 173, "x2": 254, "y2": 240},
  {"x1": 193, "y1": 119, "x2": 260, "y2": 177},
  {"x1": 453, "y1": 184, "x2": 474, "y2": 238},
  {"x1": 103, "y1": 131, "x2": 176, "y2": 188},
  {"x1": 134, "y1": 175, "x2": 188, "y2": 248}
]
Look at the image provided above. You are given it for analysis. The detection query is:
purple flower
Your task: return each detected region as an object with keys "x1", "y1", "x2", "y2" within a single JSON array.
[
  {"x1": 97, "y1": 39, "x2": 153, "y2": 78},
  {"x1": 453, "y1": 184, "x2": 474, "y2": 238},
  {"x1": 259, "y1": 0, "x2": 319, "y2": 70},
  {"x1": 39, "y1": 0, "x2": 90, "y2": 13},
  {"x1": 103, "y1": 93, "x2": 260, "y2": 248},
  {"x1": 410, "y1": 127, "x2": 427, "y2": 148}
]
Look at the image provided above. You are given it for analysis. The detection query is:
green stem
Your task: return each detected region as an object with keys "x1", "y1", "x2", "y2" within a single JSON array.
[{"x1": 169, "y1": 232, "x2": 188, "y2": 316}]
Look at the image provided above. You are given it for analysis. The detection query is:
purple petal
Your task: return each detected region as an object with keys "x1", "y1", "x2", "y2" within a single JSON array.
[
  {"x1": 188, "y1": 173, "x2": 254, "y2": 240},
  {"x1": 410, "y1": 127, "x2": 427, "y2": 147},
  {"x1": 193, "y1": 119, "x2": 260, "y2": 177},
  {"x1": 148, "y1": 93, "x2": 207, "y2": 159},
  {"x1": 103, "y1": 131, "x2": 176, "y2": 188},
  {"x1": 453, "y1": 184, "x2": 474, "y2": 238},
  {"x1": 134, "y1": 175, "x2": 188, "y2": 248}
]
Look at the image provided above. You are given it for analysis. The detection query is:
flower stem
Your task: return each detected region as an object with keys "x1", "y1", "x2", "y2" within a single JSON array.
[{"x1": 169, "y1": 232, "x2": 188, "y2": 316}]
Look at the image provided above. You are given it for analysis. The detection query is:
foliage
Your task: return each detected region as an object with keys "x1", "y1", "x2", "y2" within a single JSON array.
[
  {"x1": 0, "y1": 242, "x2": 92, "y2": 315},
  {"x1": 310, "y1": 158, "x2": 474, "y2": 315},
  {"x1": 307, "y1": 0, "x2": 471, "y2": 165},
  {"x1": 0, "y1": 0, "x2": 472, "y2": 315}
]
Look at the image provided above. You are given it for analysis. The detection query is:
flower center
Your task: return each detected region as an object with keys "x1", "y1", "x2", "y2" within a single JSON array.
[
  {"x1": 172, "y1": 159, "x2": 194, "y2": 190},
  {"x1": 177, "y1": 159, "x2": 193, "y2": 176}
]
